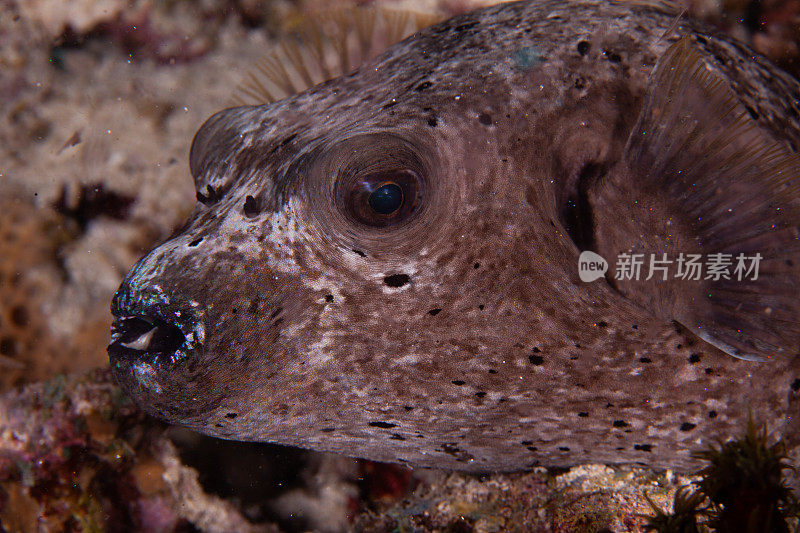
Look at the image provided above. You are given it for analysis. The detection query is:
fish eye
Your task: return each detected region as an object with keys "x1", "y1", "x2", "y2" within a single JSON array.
[
  {"x1": 346, "y1": 169, "x2": 421, "y2": 227},
  {"x1": 368, "y1": 182, "x2": 403, "y2": 214}
]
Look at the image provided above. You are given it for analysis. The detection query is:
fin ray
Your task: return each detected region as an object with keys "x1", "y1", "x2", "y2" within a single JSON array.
[
  {"x1": 601, "y1": 37, "x2": 800, "y2": 361},
  {"x1": 233, "y1": 6, "x2": 441, "y2": 105}
]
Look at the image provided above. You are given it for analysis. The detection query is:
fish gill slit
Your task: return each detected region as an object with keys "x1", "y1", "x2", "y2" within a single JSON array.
[{"x1": 560, "y1": 162, "x2": 605, "y2": 253}]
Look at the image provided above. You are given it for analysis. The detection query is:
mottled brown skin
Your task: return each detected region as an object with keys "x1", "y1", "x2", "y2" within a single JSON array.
[{"x1": 109, "y1": 0, "x2": 800, "y2": 474}]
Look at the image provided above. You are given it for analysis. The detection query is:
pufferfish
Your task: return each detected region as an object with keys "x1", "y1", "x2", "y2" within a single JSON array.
[{"x1": 108, "y1": 0, "x2": 800, "y2": 475}]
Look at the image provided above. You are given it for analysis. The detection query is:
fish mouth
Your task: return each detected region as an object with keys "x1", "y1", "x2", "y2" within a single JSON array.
[
  {"x1": 108, "y1": 284, "x2": 205, "y2": 367},
  {"x1": 108, "y1": 314, "x2": 188, "y2": 362}
]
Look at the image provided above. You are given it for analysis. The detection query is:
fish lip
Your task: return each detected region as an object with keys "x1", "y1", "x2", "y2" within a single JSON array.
[
  {"x1": 108, "y1": 286, "x2": 205, "y2": 369},
  {"x1": 108, "y1": 314, "x2": 188, "y2": 364}
]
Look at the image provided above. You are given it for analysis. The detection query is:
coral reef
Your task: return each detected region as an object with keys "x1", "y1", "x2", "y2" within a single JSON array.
[
  {"x1": 644, "y1": 419, "x2": 800, "y2": 532},
  {"x1": 0, "y1": 191, "x2": 113, "y2": 390},
  {"x1": 0, "y1": 370, "x2": 281, "y2": 531}
]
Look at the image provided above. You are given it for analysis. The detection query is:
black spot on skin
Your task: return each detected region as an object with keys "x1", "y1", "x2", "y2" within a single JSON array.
[
  {"x1": 680, "y1": 422, "x2": 696, "y2": 432},
  {"x1": 415, "y1": 81, "x2": 433, "y2": 91},
  {"x1": 634, "y1": 444, "x2": 653, "y2": 452},
  {"x1": 612, "y1": 420, "x2": 628, "y2": 428},
  {"x1": 688, "y1": 353, "x2": 701, "y2": 364},
  {"x1": 473, "y1": 262, "x2": 480, "y2": 269},
  {"x1": 705, "y1": 368, "x2": 714, "y2": 375},
  {"x1": 453, "y1": 21, "x2": 479, "y2": 32},
  {"x1": 792, "y1": 379, "x2": 800, "y2": 392},
  {"x1": 603, "y1": 49, "x2": 622, "y2": 63},
  {"x1": 521, "y1": 440, "x2": 533, "y2": 445},
  {"x1": 632, "y1": 324, "x2": 638, "y2": 329},
  {"x1": 597, "y1": 321, "x2": 607, "y2": 328},
  {"x1": 478, "y1": 304, "x2": 485, "y2": 310},
  {"x1": 451, "y1": 380, "x2": 465, "y2": 386},
  {"x1": 478, "y1": 113, "x2": 493, "y2": 125},
  {"x1": 441, "y1": 443, "x2": 474, "y2": 461},
  {"x1": 369, "y1": 421, "x2": 397, "y2": 429},
  {"x1": 384, "y1": 274, "x2": 410, "y2": 287},
  {"x1": 558, "y1": 447, "x2": 570, "y2": 452},
  {"x1": 529, "y1": 354, "x2": 544, "y2": 365},
  {"x1": 488, "y1": 369, "x2": 497, "y2": 374},
  {"x1": 605, "y1": 403, "x2": 614, "y2": 408},
  {"x1": 532, "y1": 347, "x2": 541, "y2": 353},
  {"x1": 404, "y1": 405, "x2": 414, "y2": 411},
  {"x1": 321, "y1": 427, "x2": 335, "y2": 433},
  {"x1": 708, "y1": 410, "x2": 718, "y2": 418},
  {"x1": 745, "y1": 105, "x2": 759, "y2": 120},
  {"x1": 428, "y1": 308, "x2": 442, "y2": 316},
  {"x1": 225, "y1": 413, "x2": 237, "y2": 419},
  {"x1": 196, "y1": 184, "x2": 218, "y2": 205},
  {"x1": 427, "y1": 116, "x2": 438, "y2": 127},
  {"x1": 352, "y1": 249, "x2": 366, "y2": 257},
  {"x1": 243, "y1": 195, "x2": 260, "y2": 217},
  {"x1": 527, "y1": 446, "x2": 538, "y2": 452},
  {"x1": 325, "y1": 294, "x2": 334, "y2": 303},
  {"x1": 280, "y1": 133, "x2": 297, "y2": 147},
  {"x1": 577, "y1": 40, "x2": 590, "y2": 55},
  {"x1": 390, "y1": 433, "x2": 406, "y2": 441},
  {"x1": 188, "y1": 237, "x2": 202, "y2": 247},
  {"x1": 578, "y1": 412, "x2": 589, "y2": 417},
  {"x1": 475, "y1": 392, "x2": 487, "y2": 398},
  {"x1": 639, "y1": 357, "x2": 651, "y2": 363}
]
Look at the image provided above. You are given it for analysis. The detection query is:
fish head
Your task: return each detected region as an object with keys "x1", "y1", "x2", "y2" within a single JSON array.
[
  {"x1": 108, "y1": 1, "x2": 800, "y2": 468},
  {"x1": 107, "y1": 61, "x2": 597, "y2": 448}
]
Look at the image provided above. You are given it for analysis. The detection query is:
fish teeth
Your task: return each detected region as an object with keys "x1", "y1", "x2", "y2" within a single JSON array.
[{"x1": 120, "y1": 326, "x2": 157, "y2": 351}]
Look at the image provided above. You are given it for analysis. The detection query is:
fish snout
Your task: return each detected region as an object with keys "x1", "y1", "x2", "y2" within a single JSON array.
[{"x1": 108, "y1": 282, "x2": 205, "y2": 371}]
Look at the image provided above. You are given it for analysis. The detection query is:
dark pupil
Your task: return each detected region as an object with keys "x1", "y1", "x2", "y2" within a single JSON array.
[{"x1": 368, "y1": 183, "x2": 403, "y2": 215}]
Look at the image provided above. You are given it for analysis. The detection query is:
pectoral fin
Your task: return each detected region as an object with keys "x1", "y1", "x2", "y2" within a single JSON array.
[{"x1": 590, "y1": 38, "x2": 800, "y2": 361}]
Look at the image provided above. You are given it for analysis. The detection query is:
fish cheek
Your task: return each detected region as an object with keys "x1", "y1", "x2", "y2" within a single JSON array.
[
  {"x1": 112, "y1": 354, "x2": 228, "y2": 426},
  {"x1": 158, "y1": 253, "x2": 303, "y2": 426}
]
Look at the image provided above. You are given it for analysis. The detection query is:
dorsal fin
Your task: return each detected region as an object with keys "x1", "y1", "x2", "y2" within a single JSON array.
[
  {"x1": 591, "y1": 37, "x2": 800, "y2": 361},
  {"x1": 234, "y1": 6, "x2": 441, "y2": 105}
]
